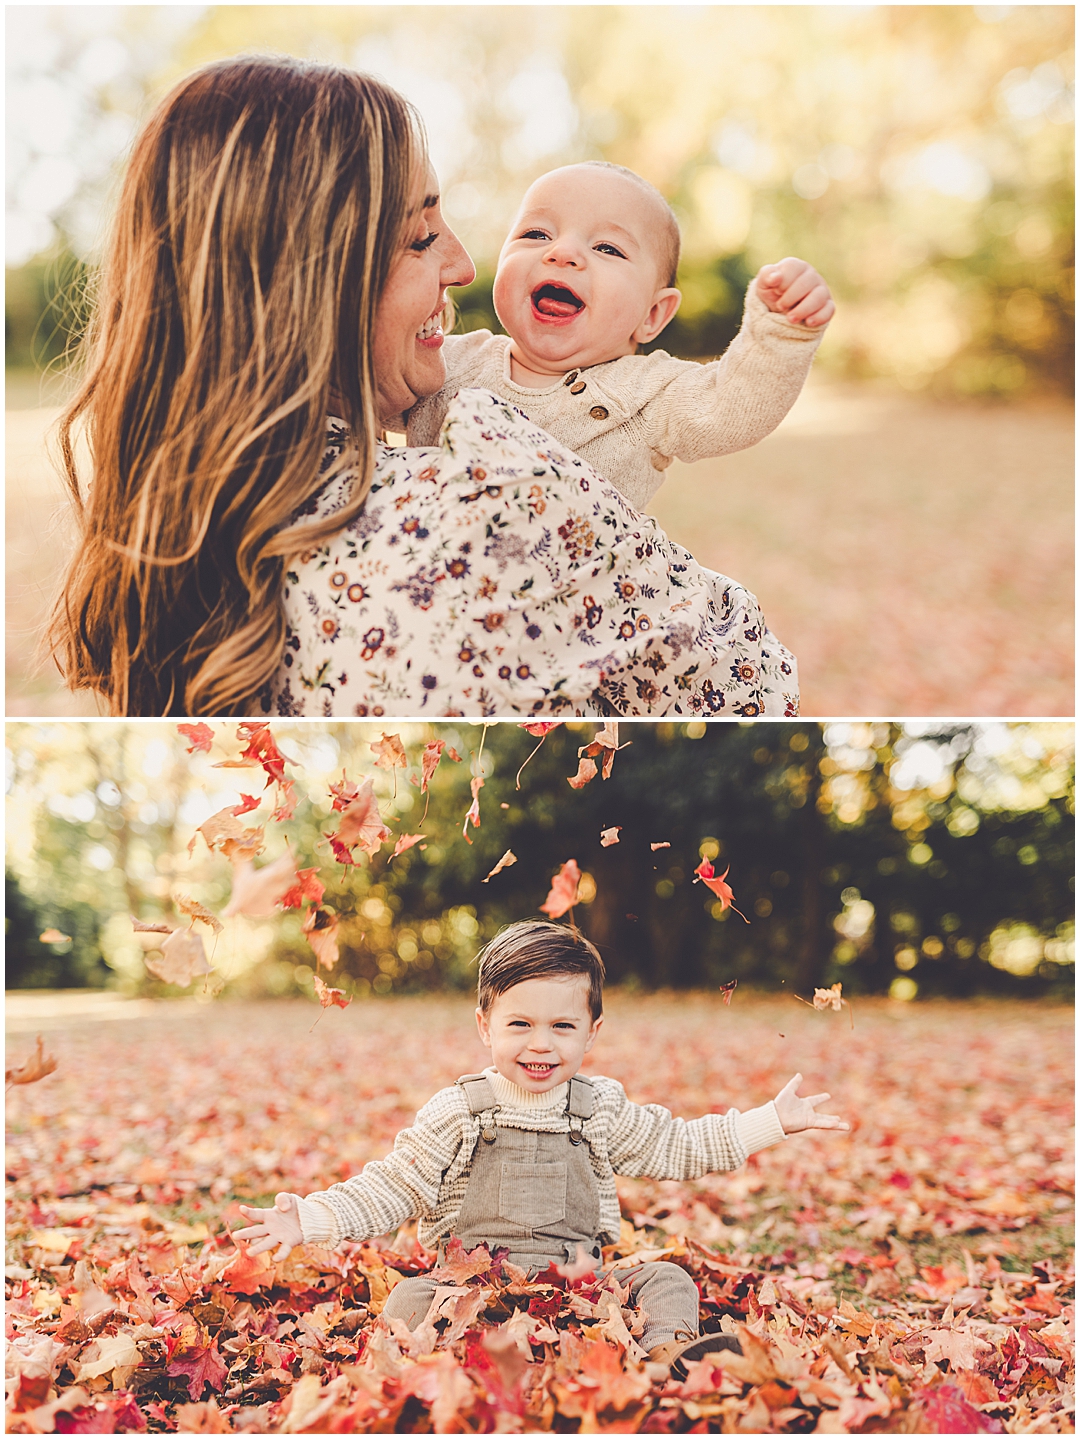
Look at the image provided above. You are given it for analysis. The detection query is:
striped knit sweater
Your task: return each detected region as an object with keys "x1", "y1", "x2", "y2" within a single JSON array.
[{"x1": 296, "y1": 1067, "x2": 787, "y2": 1250}]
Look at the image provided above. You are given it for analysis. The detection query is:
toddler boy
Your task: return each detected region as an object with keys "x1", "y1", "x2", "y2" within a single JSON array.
[
  {"x1": 406, "y1": 162, "x2": 834, "y2": 511},
  {"x1": 234, "y1": 920, "x2": 848, "y2": 1375}
]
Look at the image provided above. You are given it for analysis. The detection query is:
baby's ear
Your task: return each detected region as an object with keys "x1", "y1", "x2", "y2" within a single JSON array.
[{"x1": 632, "y1": 288, "x2": 682, "y2": 345}]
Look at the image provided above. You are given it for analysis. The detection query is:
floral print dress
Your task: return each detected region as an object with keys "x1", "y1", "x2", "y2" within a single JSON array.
[{"x1": 266, "y1": 390, "x2": 797, "y2": 718}]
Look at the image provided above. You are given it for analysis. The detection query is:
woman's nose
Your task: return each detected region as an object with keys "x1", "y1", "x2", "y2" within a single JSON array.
[{"x1": 441, "y1": 225, "x2": 476, "y2": 288}]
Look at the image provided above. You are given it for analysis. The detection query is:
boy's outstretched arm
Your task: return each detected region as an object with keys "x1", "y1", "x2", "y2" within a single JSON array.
[
  {"x1": 772, "y1": 1073, "x2": 850, "y2": 1134},
  {"x1": 233, "y1": 1192, "x2": 304, "y2": 1260}
]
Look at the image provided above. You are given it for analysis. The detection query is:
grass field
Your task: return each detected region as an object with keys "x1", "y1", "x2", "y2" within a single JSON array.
[
  {"x1": 6, "y1": 381, "x2": 1072, "y2": 717},
  {"x1": 6, "y1": 991, "x2": 1073, "y2": 1432}
]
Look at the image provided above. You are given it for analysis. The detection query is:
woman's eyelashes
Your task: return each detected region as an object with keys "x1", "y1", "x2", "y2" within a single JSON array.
[{"x1": 410, "y1": 230, "x2": 439, "y2": 252}]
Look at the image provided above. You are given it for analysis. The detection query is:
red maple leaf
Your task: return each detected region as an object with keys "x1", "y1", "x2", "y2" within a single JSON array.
[
  {"x1": 313, "y1": 975, "x2": 351, "y2": 1010},
  {"x1": 519, "y1": 722, "x2": 562, "y2": 736},
  {"x1": 177, "y1": 723, "x2": 214, "y2": 754},
  {"x1": 166, "y1": 1337, "x2": 227, "y2": 1401},
  {"x1": 278, "y1": 868, "x2": 325, "y2": 910},
  {"x1": 333, "y1": 778, "x2": 391, "y2": 855},
  {"x1": 235, "y1": 723, "x2": 288, "y2": 787},
  {"x1": 429, "y1": 1237, "x2": 495, "y2": 1283},
  {"x1": 326, "y1": 834, "x2": 357, "y2": 868},
  {"x1": 329, "y1": 772, "x2": 363, "y2": 810},
  {"x1": 229, "y1": 794, "x2": 260, "y2": 817},
  {"x1": 693, "y1": 859, "x2": 749, "y2": 922},
  {"x1": 540, "y1": 859, "x2": 581, "y2": 919}
]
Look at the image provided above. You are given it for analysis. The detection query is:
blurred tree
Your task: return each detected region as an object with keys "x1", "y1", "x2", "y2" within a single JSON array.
[
  {"x1": 5, "y1": 869, "x2": 109, "y2": 989},
  {"x1": 6, "y1": 721, "x2": 1073, "y2": 1002}
]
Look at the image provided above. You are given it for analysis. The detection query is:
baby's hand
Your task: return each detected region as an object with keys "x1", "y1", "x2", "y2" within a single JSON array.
[
  {"x1": 773, "y1": 1073, "x2": 850, "y2": 1135},
  {"x1": 755, "y1": 259, "x2": 835, "y2": 328},
  {"x1": 233, "y1": 1191, "x2": 304, "y2": 1260}
]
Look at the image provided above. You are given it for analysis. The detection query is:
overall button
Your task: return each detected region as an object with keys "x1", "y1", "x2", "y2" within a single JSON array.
[
  {"x1": 589, "y1": 405, "x2": 609, "y2": 420},
  {"x1": 563, "y1": 370, "x2": 580, "y2": 386},
  {"x1": 569, "y1": 381, "x2": 586, "y2": 395}
]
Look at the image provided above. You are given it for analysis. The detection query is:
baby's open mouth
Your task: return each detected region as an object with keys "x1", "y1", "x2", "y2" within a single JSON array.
[{"x1": 531, "y1": 283, "x2": 585, "y2": 320}]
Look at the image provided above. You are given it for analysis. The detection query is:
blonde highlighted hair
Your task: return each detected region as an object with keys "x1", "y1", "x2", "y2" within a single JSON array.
[{"x1": 48, "y1": 56, "x2": 423, "y2": 715}]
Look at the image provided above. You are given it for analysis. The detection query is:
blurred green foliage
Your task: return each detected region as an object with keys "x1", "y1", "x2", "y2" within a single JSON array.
[
  {"x1": 5, "y1": 722, "x2": 1073, "y2": 1004},
  {"x1": 5, "y1": 5, "x2": 1073, "y2": 397}
]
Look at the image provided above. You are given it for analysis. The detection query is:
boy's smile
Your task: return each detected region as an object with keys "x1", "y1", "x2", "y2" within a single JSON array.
[{"x1": 476, "y1": 974, "x2": 603, "y2": 1092}]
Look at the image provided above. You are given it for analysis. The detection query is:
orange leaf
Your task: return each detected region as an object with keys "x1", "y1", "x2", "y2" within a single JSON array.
[
  {"x1": 371, "y1": 733, "x2": 407, "y2": 770},
  {"x1": 391, "y1": 833, "x2": 424, "y2": 858},
  {"x1": 519, "y1": 722, "x2": 562, "y2": 736},
  {"x1": 313, "y1": 976, "x2": 351, "y2": 1010},
  {"x1": 813, "y1": 983, "x2": 845, "y2": 1012},
  {"x1": 719, "y1": 978, "x2": 738, "y2": 1006},
  {"x1": 462, "y1": 774, "x2": 484, "y2": 844},
  {"x1": 303, "y1": 907, "x2": 340, "y2": 971},
  {"x1": 174, "y1": 894, "x2": 223, "y2": 935},
  {"x1": 278, "y1": 868, "x2": 325, "y2": 910},
  {"x1": 271, "y1": 779, "x2": 298, "y2": 823},
  {"x1": 429, "y1": 1237, "x2": 495, "y2": 1283},
  {"x1": 146, "y1": 929, "x2": 213, "y2": 987},
  {"x1": 39, "y1": 928, "x2": 71, "y2": 944},
  {"x1": 6, "y1": 1035, "x2": 58, "y2": 1086},
  {"x1": 418, "y1": 739, "x2": 448, "y2": 792},
  {"x1": 188, "y1": 807, "x2": 265, "y2": 863},
  {"x1": 223, "y1": 851, "x2": 299, "y2": 918},
  {"x1": 600, "y1": 826, "x2": 621, "y2": 847},
  {"x1": 483, "y1": 850, "x2": 518, "y2": 883},
  {"x1": 693, "y1": 859, "x2": 749, "y2": 923},
  {"x1": 540, "y1": 859, "x2": 581, "y2": 919},
  {"x1": 567, "y1": 756, "x2": 598, "y2": 790},
  {"x1": 650, "y1": 842, "x2": 671, "y2": 851},
  {"x1": 333, "y1": 778, "x2": 391, "y2": 856},
  {"x1": 177, "y1": 723, "x2": 214, "y2": 754}
]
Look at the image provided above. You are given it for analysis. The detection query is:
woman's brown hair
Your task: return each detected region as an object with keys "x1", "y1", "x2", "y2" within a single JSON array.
[{"x1": 48, "y1": 55, "x2": 422, "y2": 715}]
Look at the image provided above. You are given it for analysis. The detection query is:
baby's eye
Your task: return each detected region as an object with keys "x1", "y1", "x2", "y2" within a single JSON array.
[
  {"x1": 520, "y1": 228, "x2": 550, "y2": 241},
  {"x1": 410, "y1": 230, "x2": 439, "y2": 252},
  {"x1": 594, "y1": 242, "x2": 627, "y2": 258}
]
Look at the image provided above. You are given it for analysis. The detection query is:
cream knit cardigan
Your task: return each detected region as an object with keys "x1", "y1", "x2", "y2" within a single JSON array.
[
  {"x1": 406, "y1": 282, "x2": 825, "y2": 512},
  {"x1": 296, "y1": 1067, "x2": 787, "y2": 1251}
]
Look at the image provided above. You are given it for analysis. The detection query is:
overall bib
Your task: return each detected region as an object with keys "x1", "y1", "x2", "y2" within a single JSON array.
[{"x1": 381, "y1": 1072, "x2": 700, "y2": 1351}]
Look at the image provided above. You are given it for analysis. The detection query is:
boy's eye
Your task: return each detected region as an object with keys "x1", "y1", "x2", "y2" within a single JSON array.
[
  {"x1": 595, "y1": 242, "x2": 626, "y2": 258},
  {"x1": 411, "y1": 230, "x2": 439, "y2": 252},
  {"x1": 521, "y1": 228, "x2": 550, "y2": 241}
]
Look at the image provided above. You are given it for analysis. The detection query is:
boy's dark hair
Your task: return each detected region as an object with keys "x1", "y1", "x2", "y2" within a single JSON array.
[{"x1": 476, "y1": 920, "x2": 605, "y2": 1021}]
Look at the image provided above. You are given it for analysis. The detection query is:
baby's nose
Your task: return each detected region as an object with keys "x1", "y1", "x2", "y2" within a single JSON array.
[{"x1": 544, "y1": 239, "x2": 583, "y2": 267}]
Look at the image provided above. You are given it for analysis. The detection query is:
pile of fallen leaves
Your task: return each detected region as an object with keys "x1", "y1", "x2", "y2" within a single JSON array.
[{"x1": 6, "y1": 996, "x2": 1073, "y2": 1433}]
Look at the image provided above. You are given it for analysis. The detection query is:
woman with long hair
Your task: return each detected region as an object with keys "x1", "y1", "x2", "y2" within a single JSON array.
[{"x1": 49, "y1": 56, "x2": 797, "y2": 718}]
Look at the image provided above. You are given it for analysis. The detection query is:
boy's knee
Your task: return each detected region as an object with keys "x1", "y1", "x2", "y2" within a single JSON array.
[{"x1": 380, "y1": 1276, "x2": 437, "y2": 1330}]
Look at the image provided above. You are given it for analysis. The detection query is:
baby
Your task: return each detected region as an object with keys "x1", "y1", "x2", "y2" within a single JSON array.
[
  {"x1": 407, "y1": 161, "x2": 834, "y2": 511},
  {"x1": 234, "y1": 920, "x2": 848, "y2": 1376}
]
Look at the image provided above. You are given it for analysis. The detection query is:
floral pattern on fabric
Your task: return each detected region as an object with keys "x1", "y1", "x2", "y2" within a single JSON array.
[{"x1": 265, "y1": 390, "x2": 798, "y2": 718}]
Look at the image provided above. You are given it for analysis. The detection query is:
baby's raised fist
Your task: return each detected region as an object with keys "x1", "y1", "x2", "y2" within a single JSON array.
[{"x1": 755, "y1": 259, "x2": 835, "y2": 328}]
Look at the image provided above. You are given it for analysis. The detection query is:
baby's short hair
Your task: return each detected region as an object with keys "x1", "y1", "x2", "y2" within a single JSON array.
[
  {"x1": 476, "y1": 920, "x2": 605, "y2": 1021},
  {"x1": 578, "y1": 160, "x2": 681, "y2": 287}
]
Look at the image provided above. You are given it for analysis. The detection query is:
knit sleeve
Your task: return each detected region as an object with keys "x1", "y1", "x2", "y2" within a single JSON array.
[
  {"x1": 603, "y1": 1078, "x2": 786, "y2": 1180},
  {"x1": 294, "y1": 1087, "x2": 470, "y2": 1246},
  {"x1": 639, "y1": 282, "x2": 825, "y2": 467}
]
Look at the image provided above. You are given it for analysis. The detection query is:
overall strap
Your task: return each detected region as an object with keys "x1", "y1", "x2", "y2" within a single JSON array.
[
  {"x1": 566, "y1": 1075, "x2": 594, "y2": 1145},
  {"x1": 456, "y1": 1073, "x2": 500, "y2": 1143}
]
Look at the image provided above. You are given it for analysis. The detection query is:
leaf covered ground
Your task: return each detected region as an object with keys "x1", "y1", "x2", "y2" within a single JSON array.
[{"x1": 5, "y1": 995, "x2": 1073, "y2": 1433}]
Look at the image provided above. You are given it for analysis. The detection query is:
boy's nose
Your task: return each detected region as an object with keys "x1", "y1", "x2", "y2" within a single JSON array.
[{"x1": 544, "y1": 239, "x2": 584, "y2": 269}]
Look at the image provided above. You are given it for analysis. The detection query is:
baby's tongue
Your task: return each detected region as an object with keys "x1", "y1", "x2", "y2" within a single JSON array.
[{"x1": 535, "y1": 294, "x2": 581, "y2": 318}]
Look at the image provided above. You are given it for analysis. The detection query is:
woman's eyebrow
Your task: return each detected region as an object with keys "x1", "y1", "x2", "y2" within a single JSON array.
[{"x1": 423, "y1": 193, "x2": 440, "y2": 209}]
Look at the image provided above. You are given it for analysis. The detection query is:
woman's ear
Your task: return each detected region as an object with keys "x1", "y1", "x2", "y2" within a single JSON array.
[{"x1": 632, "y1": 288, "x2": 682, "y2": 345}]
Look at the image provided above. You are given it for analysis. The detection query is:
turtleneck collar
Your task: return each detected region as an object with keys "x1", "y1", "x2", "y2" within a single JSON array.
[{"x1": 483, "y1": 1064, "x2": 569, "y2": 1112}]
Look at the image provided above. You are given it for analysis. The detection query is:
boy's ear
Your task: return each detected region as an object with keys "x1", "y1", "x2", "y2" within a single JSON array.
[
  {"x1": 475, "y1": 1006, "x2": 492, "y2": 1047},
  {"x1": 632, "y1": 288, "x2": 681, "y2": 346},
  {"x1": 584, "y1": 1013, "x2": 604, "y2": 1052}
]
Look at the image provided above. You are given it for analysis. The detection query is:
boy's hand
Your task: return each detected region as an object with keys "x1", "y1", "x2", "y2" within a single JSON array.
[
  {"x1": 773, "y1": 1073, "x2": 850, "y2": 1135},
  {"x1": 233, "y1": 1192, "x2": 304, "y2": 1260},
  {"x1": 755, "y1": 259, "x2": 835, "y2": 328}
]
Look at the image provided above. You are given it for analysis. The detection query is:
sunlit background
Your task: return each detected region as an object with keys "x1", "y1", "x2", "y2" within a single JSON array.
[
  {"x1": 6, "y1": 720, "x2": 1074, "y2": 1006},
  {"x1": 5, "y1": 7, "x2": 1074, "y2": 715}
]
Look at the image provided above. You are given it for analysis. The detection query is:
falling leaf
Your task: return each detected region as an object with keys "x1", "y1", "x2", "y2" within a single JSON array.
[
  {"x1": 519, "y1": 722, "x2": 563, "y2": 737},
  {"x1": 229, "y1": 794, "x2": 260, "y2": 817},
  {"x1": 567, "y1": 756, "x2": 599, "y2": 790},
  {"x1": 313, "y1": 975, "x2": 351, "y2": 1010},
  {"x1": 540, "y1": 859, "x2": 581, "y2": 919},
  {"x1": 650, "y1": 842, "x2": 671, "y2": 851},
  {"x1": 391, "y1": 833, "x2": 424, "y2": 858},
  {"x1": 555, "y1": 1243, "x2": 598, "y2": 1281},
  {"x1": 333, "y1": 778, "x2": 391, "y2": 855},
  {"x1": 188, "y1": 807, "x2": 265, "y2": 863},
  {"x1": 371, "y1": 733, "x2": 407, "y2": 770},
  {"x1": 223, "y1": 851, "x2": 299, "y2": 918},
  {"x1": 278, "y1": 868, "x2": 326, "y2": 910},
  {"x1": 145, "y1": 928, "x2": 212, "y2": 986},
  {"x1": 6, "y1": 1036, "x2": 58, "y2": 1087},
  {"x1": 418, "y1": 739, "x2": 450, "y2": 792},
  {"x1": 38, "y1": 929, "x2": 71, "y2": 944},
  {"x1": 235, "y1": 722, "x2": 289, "y2": 786},
  {"x1": 462, "y1": 774, "x2": 484, "y2": 843},
  {"x1": 600, "y1": 826, "x2": 622, "y2": 847},
  {"x1": 813, "y1": 983, "x2": 845, "y2": 1012},
  {"x1": 568, "y1": 721, "x2": 632, "y2": 788},
  {"x1": 327, "y1": 834, "x2": 357, "y2": 867},
  {"x1": 131, "y1": 917, "x2": 174, "y2": 935},
  {"x1": 271, "y1": 779, "x2": 298, "y2": 823},
  {"x1": 303, "y1": 907, "x2": 340, "y2": 970},
  {"x1": 174, "y1": 894, "x2": 224, "y2": 935},
  {"x1": 719, "y1": 978, "x2": 738, "y2": 1006},
  {"x1": 693, "y1": 858, "x2": 750, "y2": 922},
  {"x1": 177, "y1": 722, "x2": 214, "y2": 754},
  {"x1": 329, "y1": 772, "x2": 364, "y2": 810},
  {"x1": 483, "y1": 850, "x2": 518, "y2": 883}
]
